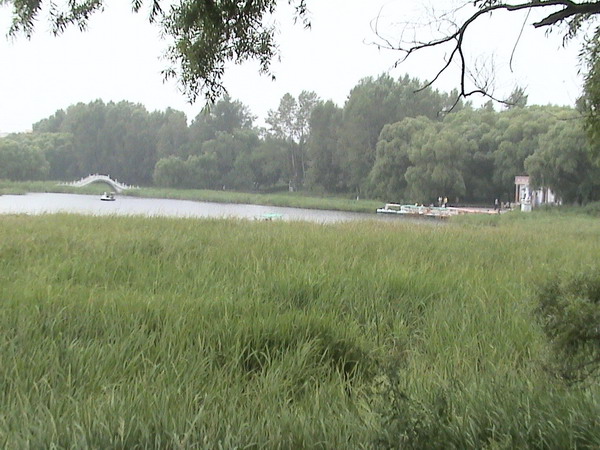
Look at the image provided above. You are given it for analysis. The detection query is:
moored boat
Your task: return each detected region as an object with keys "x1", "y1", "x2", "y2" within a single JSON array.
[{"x1": 376, "y1": 203, "x2": 454, "y2": 219}]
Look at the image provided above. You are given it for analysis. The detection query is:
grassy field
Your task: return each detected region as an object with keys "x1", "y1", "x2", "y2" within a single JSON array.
[{"x1": 1, "y1": 212, "x2": 600, "y2": 447}]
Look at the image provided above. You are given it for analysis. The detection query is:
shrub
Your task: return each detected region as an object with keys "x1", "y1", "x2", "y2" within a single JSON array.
[
  {"x1": 536, "y1": 270, "x2": 600, "y2": 384},
  {"x1": 581, "y1": 201, "x2": 600, "y2": 217}
]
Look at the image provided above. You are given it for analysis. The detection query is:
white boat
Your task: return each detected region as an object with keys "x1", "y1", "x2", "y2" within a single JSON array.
[
  {"x1": 376, "y1": 203, "x2": 454, "y2": 219},
  {"x1": 100, "y1": 192, "x2": 116, "y2": 201},
  {"x1": 376, "y1": 203, "x2": 403, "y2": 214}
]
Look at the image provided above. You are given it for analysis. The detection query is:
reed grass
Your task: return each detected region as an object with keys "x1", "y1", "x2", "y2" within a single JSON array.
[{"x1": 1, "y1": 212, "x2": 599, "y2": 447}]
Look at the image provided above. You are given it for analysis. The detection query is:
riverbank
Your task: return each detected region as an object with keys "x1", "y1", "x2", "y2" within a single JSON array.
[
  {"x1": 0, "y1": 180, "x2": 382, "y2": 214},
  {"x1": 1, "y1": 213, "x2": 599, "y2": 447}
]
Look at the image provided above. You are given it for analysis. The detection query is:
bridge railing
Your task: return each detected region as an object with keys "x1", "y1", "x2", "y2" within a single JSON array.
[{"x1": 60, "y1": 173, "x2": 139, "y2": 191}]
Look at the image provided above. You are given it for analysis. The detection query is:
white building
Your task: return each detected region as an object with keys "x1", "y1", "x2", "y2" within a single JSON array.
[{"x1": 514, "y1": 175, "x2": 560, "y2": 211}]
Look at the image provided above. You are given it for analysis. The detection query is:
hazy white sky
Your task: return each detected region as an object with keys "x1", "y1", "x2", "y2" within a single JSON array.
[{"x1": 0, "y1": 0, "x2": 585, "y2": 133}]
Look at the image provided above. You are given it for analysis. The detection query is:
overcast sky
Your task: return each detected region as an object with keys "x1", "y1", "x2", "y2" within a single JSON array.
[{"x1": 0, "y1": 0, "x2": 585, "y2": 133}]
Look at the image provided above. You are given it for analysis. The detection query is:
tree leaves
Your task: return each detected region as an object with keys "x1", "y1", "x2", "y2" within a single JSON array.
[{"x1": 2, "y1": 0, "x2": 309, "y2": 103}]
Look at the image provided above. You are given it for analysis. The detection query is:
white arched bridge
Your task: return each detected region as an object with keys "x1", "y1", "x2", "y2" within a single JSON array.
[{"x1": 61, "y1": 174, "x2": 137, "y2": 193}]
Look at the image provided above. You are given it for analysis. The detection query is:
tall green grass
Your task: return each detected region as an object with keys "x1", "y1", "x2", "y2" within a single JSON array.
[{"x1": 1, "y1": 213, "x2": 599, "y2": 447}]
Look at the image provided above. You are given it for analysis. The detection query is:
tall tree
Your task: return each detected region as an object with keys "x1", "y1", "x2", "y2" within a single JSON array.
[
  {"x1": 404, "y1": 128, "x2": 473, "y2": 204},
  {"x1": 448, "y1": 108, "x2": 499, "y2": 202},
  {"x1": 33, "y1": 109, "x2": 66, "y2": 133},
  {"x1": 238, "y1": 138, "x2": 287, "y2": 190},
  {"x1": 32, "y1": 100, "x2": 167, "y2": 185},
  {"x1": 156, "y1": 108, "x2": 190, "y2": 159},
  {"x1": 0, "y1": 138, "x2": 49, "y2": 181},
  {"x1": 200, "y1": 129, "x2": 260, "y2": 189},
  {"x1": 59, "y1": 100, "x2": 108, "y2": 175},
  {"x1": 338, "y1": 74, "x2": 462, "y2": 194},
  {"x1": 153, "y1": 156, "x2": 191, "y2": 188},
  {"x1": 367, "y1": 116, "x2": 435, "y2": 201},
  {"x1": 305, "y1": 101, "x2": 344, "y2": 192},
  {"x1": 295, "y1": 91, "x2": 320, "y2": 182},
  {"x1": 525, "y1": 119, "x2": 600, "y2": 204},
  {"x1": 491, "y1": 106, "x2": 570, "y2": 198},
  {"x1": 27, "y1": 132, "x2": 78, "y2": 180},
  {"x1": 188, "y1": 95, "x2": 255, "y2": 155},
  {"x1": 266, "y1": 91, "x2": 319, "y2": 189},
  {"x1": 5, "y1": 131, "x2": 78, "y2": 180}
]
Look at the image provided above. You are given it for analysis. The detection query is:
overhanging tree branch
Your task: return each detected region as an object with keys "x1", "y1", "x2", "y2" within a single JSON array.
[
  {"x1": 375, "y1": 1, "x2": 600, "y2": 104},
  {"x1": 2, "y1": 0, "x2": 310, "y2": 104}
]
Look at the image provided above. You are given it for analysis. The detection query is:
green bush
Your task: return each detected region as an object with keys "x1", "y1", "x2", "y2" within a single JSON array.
[
  {"x1": 581, "y1": 201, "x2": 600, "y2": 217},
  {"x1": 536, "y1": 270, "x2": 600, "y2": 384}
]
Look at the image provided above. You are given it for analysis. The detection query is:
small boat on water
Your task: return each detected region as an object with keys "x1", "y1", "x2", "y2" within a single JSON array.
[
  {"x1": 376, "y1": 203, "x2": 455, "y2": 219},
  {"x1": 100, "y1": 192, "x2": 116, "y2": 201}
]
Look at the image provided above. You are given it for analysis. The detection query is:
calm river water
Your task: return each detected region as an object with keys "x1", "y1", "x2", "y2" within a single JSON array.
[{"x1": 0, "y1": 193, "x2": 420, "y2": 224}]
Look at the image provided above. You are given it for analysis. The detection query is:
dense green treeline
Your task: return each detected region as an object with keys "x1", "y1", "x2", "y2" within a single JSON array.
[
  {"x1": 371, "y1": 106, "x2": 600, "y2": 204},
  {"x1": 2, "y1": 74, "x2": 598, "y2": 203}
]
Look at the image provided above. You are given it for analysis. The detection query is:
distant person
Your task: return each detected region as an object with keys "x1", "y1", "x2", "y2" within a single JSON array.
[
  {"x1": 494, "y1": 198, "x2": 499, "y2": 211},
  {"x1": 443, "y1": 197, "x2": 448, "y2": 208}
]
